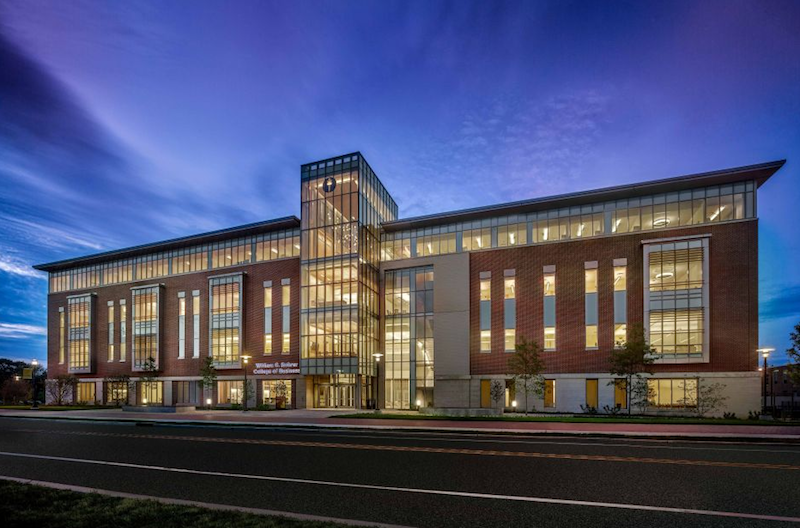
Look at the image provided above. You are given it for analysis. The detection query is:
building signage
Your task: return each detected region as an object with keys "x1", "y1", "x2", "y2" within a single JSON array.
[
  {"x1": 254, "y1": 362, "x2": 300, "y2": 375},
  {"x1": 322, "y1": 176, "x2": 336, "y2": 193}
]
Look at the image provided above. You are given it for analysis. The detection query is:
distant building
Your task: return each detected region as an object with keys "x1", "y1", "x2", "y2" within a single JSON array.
[
  {"x1": 767, "y1": 365, "x2": 800, "y2": 412},
  {"x1": 34, "y1": 153, "x2": 786, "y2": 416}
]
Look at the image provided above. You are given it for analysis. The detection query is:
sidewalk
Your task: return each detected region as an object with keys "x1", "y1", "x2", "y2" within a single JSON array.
[{"x1": 2, "y1": 408, "x2": 799, "y2": 441}]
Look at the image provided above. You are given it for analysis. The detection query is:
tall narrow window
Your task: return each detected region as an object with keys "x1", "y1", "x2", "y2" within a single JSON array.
[
  {"x1": 68, "y1": 295, "x2": 92, "y2": 373},
  {"x1": 504, "y1": 272, "x2": 516, "y2": 352},
  {"x1": 585, "y1": 379, "x2": 599, "y2": 409},
  {"x1": 58, "y1": 307, "x2": 65, "y2": 364},
  {"x1": 192, "y1": 291, "x2": 200, "y2": 358},
  {"x1": 543, "y1": 268, "x2": 556, "y2": 350},
  {"x1": 613, "y1": 262, "x2": 627, "y2": 347},
  {"x1": 281, "y1": 279, "x2": 290, "y2": 354},
  {"x1": 132, "y1": 286, "x2": 160, "y2": 371},
  {"x1": 107, "y1": 301, "x2": 115, "y2": 361},
  {"x1": 119, "y1": 300, "x2": 126, "y2": 362},
  {"x1": 479, "y1": 273, "x2": 491, "y2": 352},
  {"x1": 544, "y1": 379, "x2": 556, "y2": 408},
  {"x1": 178, "y1": 293, "x2": 186, "y2": 359},
  {"x1": 585, "y1": 265, "x2": 598, "y2": 349},
  {"x1": 210, "y1": 275, "x2": 242, "y2": 366},
  {"x1": 264, "y1": 282, "x2": 273, "y2": 355}
]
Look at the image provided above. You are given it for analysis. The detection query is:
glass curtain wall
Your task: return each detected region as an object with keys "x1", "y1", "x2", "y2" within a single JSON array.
[
  {"x1": 67, "y1": 295, "x2": 92, "y2": 373},
  {"x1": 384, "y1": 266, "x2": 434, "y2": 409},
  {"x1": 131, "y1": 286, "x2": 160, "y2": 371},
  {"x1": 300, "y1": 153, "x2": 397, "y2": 408}
]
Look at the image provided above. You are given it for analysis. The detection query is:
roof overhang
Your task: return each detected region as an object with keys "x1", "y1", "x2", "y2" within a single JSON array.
[
  {"x1": 381, "y1": 159, "x2": 785, "y2": 232},
  {"x1": 33, "y1": 216, "x2": 301, "y2": 273}
]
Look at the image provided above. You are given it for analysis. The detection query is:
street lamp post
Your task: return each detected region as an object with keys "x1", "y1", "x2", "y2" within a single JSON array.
[
  {"x1": 372, "y1": 353, "x2": 383, "y2": 411},
  {"x1": 242, "y1": 355, "x2": 252, "y2": 412},
  {"x1": 31, "y1": 359, "x2": 39, "y2": 409},
  {"x1": 758, "y1": 348, "x2": 774, "y2": 415},
  {"x1": 334, "y1": 369, "x2": 342, "y2": 409}
]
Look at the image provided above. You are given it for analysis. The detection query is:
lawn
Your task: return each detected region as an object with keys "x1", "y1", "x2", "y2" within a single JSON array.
[
  {"x1": 0, "y1": 481, "x2": 357, "y2": 528},
  {"x1": 338, "y1": 412, "x2": 800, "y2": 426}
]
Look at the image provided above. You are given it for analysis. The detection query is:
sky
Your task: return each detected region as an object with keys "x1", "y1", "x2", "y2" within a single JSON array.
[{"x1": 0, "y1": 0, "x2": 799, "y2": 367}]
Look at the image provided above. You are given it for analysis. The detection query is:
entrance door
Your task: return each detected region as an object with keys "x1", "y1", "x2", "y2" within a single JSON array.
[{"x1": 314, "y1": 383, "x2": 355, "y2": 408}]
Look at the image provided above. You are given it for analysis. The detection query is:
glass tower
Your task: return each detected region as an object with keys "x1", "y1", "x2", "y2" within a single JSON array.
[{"x1": 300, "y1": 153, "x2": 397, "y2": 408}]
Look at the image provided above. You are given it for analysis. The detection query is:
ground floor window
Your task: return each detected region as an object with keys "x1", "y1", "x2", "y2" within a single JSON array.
[
  {"x1": 544, "y1": 379, "x2": 556, "y2": 408},
  {"x1": 648, "y1": 378, "x2": 698, "y2": 408},
  {"x1": 504, "y1": 380, "x2": 516, "y2": 409},
  {"x1": 262, "y1": 380, "x2": 292, "y2": 408},
  {"x1": 217, "y1": 380, "x2": 243, "y2": 405},
  {"x1": 106, "y1": 382, "x2": 129, "y2": 405},
  {"x1": 174, "y1": 381, "x2": 199, "y2": 404},
  {"x1": 139, "y1": 381, "x2": 163, "y2": 405},
  {"x1": 480, "y1": 379, "x2": 491, "y2": 408},
  {"x1": 585, "y1": 379, "x2": 598, "y2": 409},
  {"x1": 76, "y1": 382, "x2": 95, "y2": 403},
  {"x1": 385, "y1": 379, "x2": 409, "y2": 410},
  {"x1": 614, "y1": 379, "x2": 627, "y2": 409}
]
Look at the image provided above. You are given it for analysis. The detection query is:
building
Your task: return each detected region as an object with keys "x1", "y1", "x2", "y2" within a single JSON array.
[
  {"x1": 35, "y1": 153, "x2": 786, "y2": 416},
  {"x1": 766, "y1": 365, "x2": 800, "y2": 413}
]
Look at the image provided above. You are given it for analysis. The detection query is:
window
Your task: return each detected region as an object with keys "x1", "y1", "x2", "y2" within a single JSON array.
[
  {"x1": 480, "y1": 276, "x2": 491, "y2": 352},
  {"x1": 384, "y1": 267, "x2": 434, "y2": 409},
  {"x1": 264, "y1": 283, "x2": 273, "y2": 355},
  {"x1": 210, "y1": 276, "x2": 242, "y2": 366},
  {"x1": 76, "y1": 382, "x2": 95, "y2": 403},
  {"x1": 262, "y1": 380, "x2": 292, "y2": 407},
  {"x1": 585, "y1": 267, "x2": 598, "y2": 349},
  {"x1": 107, "y1": 302, "x2": 115, "y2": 361},
  {"x1": 217, "y1": 380, "x2": 243, "y2": 405},
  {"x1": 648, "y1": 378, "x2": 698, "y2": 408},
  {"x1": 119, "y1": 300, "x2": 126, "y2": 362},
  {"x1": 613, "y1": 264, "x2": 627, "y2": 347},
  {"x1": 585, "y1": 379, "x2": 598, "y2": 409},
  {"x1": 106, "y1": 381, "x2": 128, "y2": 405},
  {"x1": 192, "y1": 292, "x2": 200, "y2": 358},
  {"x1": 68, "y1": 295, "x2": 92, "y2": 372},
  {"x1": 504, "y1": 275, "x2": 516, "y2": 352},
  {"x1": 58, "y1": 308, "x2": 65, "y2": 364},
  {"x1": 178, "y1": 294, "x2": 186, "y2": 359},
  {"x1": 544, "y1": 272, "x2": 556, "y2": 350},
  {"x1": 132, "y1": 286, "x2": 160, "y2": 371},
  {"x1": 645, "y1": 239, "x2": 708, "y2": 360},
  {"x1": 173, "y1": 381, "x2": 198, "y2": 404},
  {"x1": 497, "y1": 223, "x2": 527, "y2": 247},
  {"x1": 544, "y1": 379, "x2": 556, "y2": 408},
  {"x1": 140, "y1": 381, "x2": 163, "y2": 405},
  {"x1": 282, "y1": 280, "x2": 291, "y2": 354},
  {"x1": 480, "y1": 379, "x2": 492, "y2": 408},
  {"x1": 614, "y1": 379, "x2": 627, "y2": 409}
]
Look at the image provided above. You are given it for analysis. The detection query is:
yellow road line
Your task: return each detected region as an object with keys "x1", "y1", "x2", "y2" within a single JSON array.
[{"x1": 11, "y1": 428, "x2": 800, "y2": 471}]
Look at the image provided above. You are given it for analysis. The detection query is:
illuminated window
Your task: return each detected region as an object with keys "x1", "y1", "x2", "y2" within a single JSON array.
[
  {"x1": 217, "y1": 380, "x2": 243, "y2": 405},
  {"x1": 119, "y1": 300, "x2": 126, "y2": 362},
  {"x1": 178, "y1": 294, "x2": 186, "y2": 359},
  {"x1": 282, "y1": 280, "x2": 290, "y2": 354},
  {"x1": 262, "y1": 380, "x2": 292, "y2": 408},
  {"x1": 504, "y1": 274, "x2": 516, "y2": 352},
  {"x1": 613, "y1": 264, "x2": 627, "y2": 347},
  {"x1": 614, "y1": 379, "x2": 627, "y2": 409},
  {"x1": 648, "y1": 378, "x2": 698, "y2": 408},
  {"x1": 192, "y1": 293, "x2": 200, "y2": 358},
  {"x1": 139, "y1": 381, "x2": 163, "y2": 405},
  {"x1": 68, "y1": 295, "x2": 92, "y2": 372},
  {"x1": 585, "y1": 379, "x2": 598, "y2": 409},
  {"x1": 107, "y1": 302, "x2": 115, "y2": 361},
  {"x1": 544, "y1": 379, "x2": 556, "y2": 408},
  {"x1": 58, "y1": 308, "x2": 65, "y2": 364},
  {"x1": 210, "y1": 275, "x2": 241, "y2": 366},
  {"x1": 544, "y1": 271, "x2": 556, "y2": 350},
  {"x1": 132, "y1": 286, "x2": 160, "y2": 371},
  {"x1": 76, "y1": 382, "x2": 95, "y2": 403},
  {"x1": 264, "y1": 283, "x2": 273, "y2": 355},
  {"x1": 585, "y1": 267, "x2": 598, "y2": 349},
  {"x1": 480, "y1": 275, "x2": 491, "y2": 352}
]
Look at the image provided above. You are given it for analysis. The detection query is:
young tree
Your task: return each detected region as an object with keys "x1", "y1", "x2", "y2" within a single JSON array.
[
  {"x1": 104, "y1": 374, "x2": 132, "y2": 406},
  {"x1": 46, "y1": 374, "x2": 77, "y2": 406},
  {"x1": 489, "y1": 380, "x2": 505, "y2": 410},
  {"x1": 693, "y1": 379, "x2": 729, "y2": 417},
  {"x1": 608, "y1": 324, "x2": 656, "y2": 415},
  {"x1": 787, "y1": 322, "x2": 800, "y2": 386},
  {"x1": 630, "y1": 377, "x2": 655, "y2": 414},
  {"x1": 200, "y1": 356, "x2": 217, "y2": 408},
  {"x1": 507, "y1": 336, "x2": 546, "y2": 414}
]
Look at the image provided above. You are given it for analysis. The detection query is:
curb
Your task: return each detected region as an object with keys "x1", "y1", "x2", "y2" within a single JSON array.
[{"x1": 2, "y1": 413, "x2": 800, "y2": 443}]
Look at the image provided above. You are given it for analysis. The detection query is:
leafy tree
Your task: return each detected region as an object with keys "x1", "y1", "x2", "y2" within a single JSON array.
[
  {"x1": 608, "y1": 324, "x2": 655, "y2": 415},
  {"x1": 200, "y1": 357, "x2": 217, "y2": 407},
  {"x1": 630, "y1": 377, "x2": 655, "y2": 414},
  {"x1": 489, "y1": 380, "x2": 505, "y2": 410},
  {"x1": 104, "y1": 374, "x2": 132, "y2": 406},
  {"x1": 693, "y1": 379, "x2": 729, "y2": 417},
  {"x1": 0, "y1": 358, "x2": 28, "y2": 387},
  {"x1": 787, "y1": 322, "x2": 800, "y2": 386},
  {"x1": 507, "y1": 336, "x2": 546, "y2": 414},
  {"x1": 0, "y1": 379, "x2": 29, "y2": 404},
  {"x1": 46, "y1": 374, "x2": 77, "y2": 406}
]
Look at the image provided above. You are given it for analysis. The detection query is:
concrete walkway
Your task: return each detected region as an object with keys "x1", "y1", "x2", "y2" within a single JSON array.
[{"x1": 1, "y1": 408, "x2": 798, "y2": 441}]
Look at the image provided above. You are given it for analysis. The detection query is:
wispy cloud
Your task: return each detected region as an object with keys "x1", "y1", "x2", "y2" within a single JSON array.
[
  {"x1": 761, "y1": 285, "x2": 800, "y2": 321},
  {"x1": 0, "y1": 323, "x2": 46, "y2": 339},
  {"x1": 0, "y1": 253, "x2": 44, "y2": 279}
]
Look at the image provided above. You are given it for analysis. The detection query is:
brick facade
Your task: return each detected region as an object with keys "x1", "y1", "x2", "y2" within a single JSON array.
[{"x1": 469, "y1": 221, "x2": 758, "y2": 375}]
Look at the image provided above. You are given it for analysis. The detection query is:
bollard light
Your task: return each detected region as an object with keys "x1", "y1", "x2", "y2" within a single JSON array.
[
  {"x1": 416, "y1": 399, "x2": 422, "y2": 407},
  {"x1": 512, "y1": 400, "x2": 517, "y2": 409}
]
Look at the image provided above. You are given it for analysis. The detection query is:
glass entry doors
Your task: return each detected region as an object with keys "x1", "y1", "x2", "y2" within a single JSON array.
[{"x1": 315, "y1": 383, "x2": 355, "y2": 408}]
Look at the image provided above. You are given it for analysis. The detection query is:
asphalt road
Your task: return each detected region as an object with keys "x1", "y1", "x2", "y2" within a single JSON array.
[{"x1": 0, "y1": 417, "x2": 799, "y2": 527}]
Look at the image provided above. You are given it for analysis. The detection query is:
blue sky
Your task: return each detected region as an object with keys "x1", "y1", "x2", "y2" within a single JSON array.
[{"x1": 1, "y1": 1, "x2": 798, "y2": 367}]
